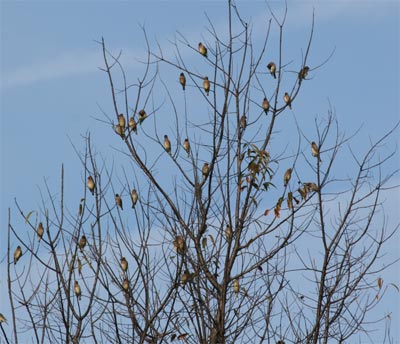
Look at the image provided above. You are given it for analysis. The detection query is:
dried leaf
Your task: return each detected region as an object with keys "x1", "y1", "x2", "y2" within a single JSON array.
[
  {"x1": 378, "y1": 277, "x2": 383, "y2": 289},
  {"x1": 25, "y1": 210, "x2": 34, "y2": 223}
]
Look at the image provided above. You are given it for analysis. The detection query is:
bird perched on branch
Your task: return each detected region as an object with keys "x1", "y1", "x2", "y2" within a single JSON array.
[
  {"x1": 37, "y1": 222, "x2": 44, "y2": 241},
  {"x1": 198, "y1": 42, "x2": 208, "y2": 57},
  {"x1": 284, "y1": 168, "x2": 292, "y2": 187},
  {"x1": 118, "y1": 114, "x2": 126, "y2": 128},
  {"x1": 183, "y1": 138, "x2": 190, "y2": 156},
  {"x1": 79, "y1": 235, "x2": 87, "y2": 250},
  {"x1": 74, "y1": 281, "x2": 81, "y2": 300},
  {"x1": 267, "y1": 62, "x2": 277, "y2": 79},
  {"x1": 311, "y1": 141, "x2": 321, "y2": 161},
  {"x1": 129, "y1": 117, "x2": 137, "y2": 134},
  {"x1": 225, "y1": 225, "x2": 233, "y2": 241},
  {"x1": 203, "y1": 77, "x2": 210, "y2": 96},
  {"x1": 0, "y1": 313, "x2": 7, "y2": 324},
  {"x1": 87, "y1": 176, "x2": 95, "y2": 195},
  {"x1": 240, "y1": 115, "x2": 247, "y2": 130},
  {"x1": 138, "y1": 109, "x2": 147, "y2": 124},
  {"x1": 299, "y1": 66, "x2": 310, "y2": 80},
  {"x1": 173, "y1": 236, "x2": 186, "y2": 254},
  {"x1": 14, "y1": 246, "x2": 22, "y2": 265},
  {"x1": 131, "y1": 189, "x2": 138, "y2": 208},
  {"x1": 179, "y1": 72, "x2": 186, "y2": 91},
  {"x1": 115, "y1": 194, "x2": 123, "y2": 210},
  {"x1": 262, "y1": 97, "x2": 270, "y2": 114},
  {"x1": 164, "y1": 135, "x2": 171, "y2": 154},
  {"x1": 283, "y1": 92, "x2": 292, "y2": 109},
  {"x1": 120, "y1": 257, "x2": 128, "y2": 273},
  {"x1": 202, "y1": 163, "x2": 210, "y2": 179},
  {"x1": 115, "y1": 124, "x2": 125, "y2": 138}
]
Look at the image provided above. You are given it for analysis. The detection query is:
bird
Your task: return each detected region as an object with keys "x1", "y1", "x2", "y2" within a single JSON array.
[
  {"x1": 173, "y1": 236, "x2": 186, "y2": 254},
  {"x1": 79, "y1": 235, "x2": 87, "y2": 250},
  {"x1": 14, "y1": 246, "x2": 22, "y2": 265},
  {"x1": 118, "y1": 114, "x2": 126, "y2": 128},
  {"x1": 283, "y1": 168, "x2": 292, "y2": 187},
  {"x1": 183, "y1": 138, "x2": 190, "y2": 156},
  {"x1": 122, "y1": 277, "x2": 129, "y2": 292},
  {"x1": 129, "y1": 117, "x2": 137, "y2": 134},
  {"x1": 179, "y1": 72, "x2": 186, "y2": 91},
  {"x1": 120, "y1": 257, "x2": 128, "y2": 273},
  {"x1": 299, "y1": 66, "x2": 310, "y2": 80},
  {"x1": 225, "y1": 225, "x2": 232, "y2": 241},
  {"x1": 267, "y1": 62, "x2": 277, "y2": 79},
  {"x1": 233, "y1": 279, "x2": 240, "y2": 295},
  {"x1": 37, "y1": 222, "x2": 44, "y2": 241},
  {"x1": 77, "y1": 258, "x2": 82, "y2": 276},
  {"x1": 311, "y1": 141, "x2": 321, "y2": 161},
  {"x1": 262, "y1": 97, "x2": 270, "y2": 114},
  {"x1": 138, "y1": 109, "x2": 147, "y2": 124},
  {"x1": 203, "y1": 77, "x2": 210, "y2": 96},
  {"x1": 0, "y1": 313, "x2": 7, "y2": 324},
  {"x1": 202, "y1": 163, "x2": 209, "y2": 179},
  {"x1": 115, "y1": 194, "x2": 123, "y2": 210},
  {"x1": 283, "y1": 92, "x2": 292, "y2": 109},
  {"x1": 115, "y1": 124, "x2": 125, "y2": 138},
  {"x1": 164, "y1": 135, "x2": 171, "y2": 154},
  {"x1": 131, "y1": 188, "x2": 138, "y2": 208},
  {"x1": 74, "y1": 281, "x2": 81, "y2": 300},
  {"x1": 198, "y1": 42, "x2": 208, "y2": 57},
  {"x1": 240, "y1": 115, "x2": 247, "y2": 130},
  {"x1": 87, "y1": 176, "x2": 95, "y2": 195},
  {"x1": 287, "y1": 192, "x2": 293, "y2": 210}
]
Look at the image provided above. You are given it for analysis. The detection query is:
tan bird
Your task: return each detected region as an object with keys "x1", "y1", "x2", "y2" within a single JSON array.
[
  {"x1": 240, "y1": 115, "x2": 247, "y2": 130},
  {"x1": 262, "y1": 97, "x2": 270, "y2": 114},
  {"x1": 203, "y1": 77, "x2": 210, "y2": 96},
  {"x1": 0, "y1": 313, "x2": 7, "y2": 324},
  {"x1": 198, "y1": 42, "x2": 208, "y2": 57},
  {"x1": 87, "y1": 176, "x2": 95, "y2": 195},
  {"x1": 79, "y1": 235, "x2": 87, "y2": 250},
  {"x1": 131, "y1": 188, "x2": 138, "y2": 208},
  {"x1": 173, "y1": 235, "x2": 186, "y2": 254},
  {"x1": 138, "y1": 109, "x2": 147, "y2": 124},
  {"x1": 233, "y1": 279, "x2": 240, "y2": 295},
  {"x1": 120, "y1": 257, "x2": 128, "y2": 272},
  {"x1": 14, "y1": 246, "x2": 22, "y2": 265},
  {"x1": 283, "y1": 168, "x2": 292, "y2": 187},
  {"x1": 122, "y1": 277, "x2": 129, "y2": 292},
  {"x1": 37, "y1": 222, "x2": 44, "y2": 241},
  {"x1": 118, "y1": 114, "x2": 126, "y2": 128},
  {"x1": 202, "y1": 163, "x2": 210, "y2": 179},
  {"x1": 74, "y1": 281, "x2": 81, "y2": 300},
  {"x1": 164, "y1": 135, "x2": 171, "y2": 154},
  {"x1": 311, "y1": 141, "x2": 321, "y2": 162},
  {"x1": 225, "y1": 225, "x2": 232, "y2": 241},
  {"x1": 283, "y1": 92, "x2": 292, "y2": 109},
  {"x1": 179, "y1": 72, "x2": 186, "y2": 91},
  {"x1": 129, "y1": 117, "x2": 137, "y2": 134},
  {"x1": 115, "y1": 124, "x2": 125, "y2": 138},
  {"x1": 183, "y1": 138, "x2": 190, "y2": 156},
  {"x1": 299, "y1": 66, "x2": 310, "y2": 80},
  {"x1": 115, "y1": 194, "x2": 123, "y2": 210},
  {"x1": 267, "y1": 62, "x2": 277, "y2": 79}
]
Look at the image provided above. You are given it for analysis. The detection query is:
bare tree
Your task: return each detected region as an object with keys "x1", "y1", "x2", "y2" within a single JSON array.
[{"x1": 3, "y1": 2, "x2": 398, "y2": 344}]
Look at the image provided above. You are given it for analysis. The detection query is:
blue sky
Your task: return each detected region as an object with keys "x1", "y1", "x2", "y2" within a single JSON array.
[{"x1": 1, "y1": 0, "x2": 399, "y2": 342}]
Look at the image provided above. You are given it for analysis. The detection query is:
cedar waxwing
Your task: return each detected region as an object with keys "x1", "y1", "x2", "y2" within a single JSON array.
[
  {"x1": 198, "y1": 42, "x2": 208, "y2": 57},
  {"x1": 37, "y1": 222, "x2": 44, "y2": 241},
  {"x1": 78, "y1": 258, "x2": 82, "y2": 276},
  {"x1": 311, "y1": 141, "x2": 321, "y2": 161},
  {"x1": 283, "y1": 92, "x2": 292, "y2": 109},
  {"x1": 131, "y1": 188, "x2": 138, "y2": 208},
  {"x1": 307, "y1": 182, "x2": 319, "y2": 192},
  {"x1": 14, "y1": 246, "x2": 22, "y2": 265},
  {"x1": 283, "y1": 168, "x2": 292, "y2": 187},
  {"x1": 115, "y1": 124, "x2": 125, "y2": 138},
  {"x1": 267, "y1": 62, "x2": 277, "y2": 79},
  {"x1": 225, "y1": 225, "x2": 232, "y2": 241},
  {"x1": 181, "y1": 270, "x2": 194, "y2": 287},
  {"x1": 262, "y1": 97, "x2": 270, "y2": 114},
  {"x1": 115, "y1": 194, "x2": 123, "y2": 210},
  {"x1": 120, "y1": 257, "x2": 128, "y2": 272},
  {"x1": 173, "y1": 235, "x2": 186, "y2": 254},
  {"x1": 79, "y1": 235, "x2": 87, "y2": 250},
  {"x1": 183, "y1": 138, "x2": 190, "y2": 156},
  {"x1": 203, "y1": 77, "x2": 210, "y2": 96},
  {"x1": 129, "y1": 117, "x2": 137, "y2": 134},
  {"x1": 164, "y1": 135, "x2": 171, "y2": 154},
  {"x1": 122, "y1": 277, "x2": 129, "y2": 291},
  {"x1": 202, "y1": 163, "x2": 209, "y2": 179},
  {"x1": 179, "y1": 72, "x2": 186, "y2": 91},
  {"x1": 118, "y1": 114, "x2": 126, "y2": 128},
  {"x1": 87, "y1": 176, "x2": 95, "y2": 195},
  {"x1": 138, "y1": 109, "x2": 147, "y2": 124},
  {"x1": 299, "y1": 66, "x2": 309, "y2": 80},
  {"x1": 233, "y1": 279, "x2": 240, "y2": 295},
  {"x1": 74, "y1": 281, "x2": 81, "y2": 300},
  {"x1": 0, "y1": 313, "x2": 7, "y2": 324},
  {"x1": 240, "y1": 115, "x2": 247, "y2": 130}
]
